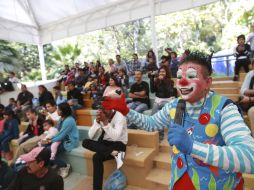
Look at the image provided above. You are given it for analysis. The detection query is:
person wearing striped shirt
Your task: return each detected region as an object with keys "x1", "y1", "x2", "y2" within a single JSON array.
[{"x1": 102, "y1": 51, "x2": 254, "y2": 190}]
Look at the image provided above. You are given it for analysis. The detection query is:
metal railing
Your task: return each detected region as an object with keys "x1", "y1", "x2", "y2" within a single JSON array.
[{"x1": 211, "y1": 53, "x2": 236, "y2": 76}]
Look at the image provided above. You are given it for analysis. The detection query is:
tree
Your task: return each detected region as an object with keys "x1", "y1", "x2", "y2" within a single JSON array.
[
  {"x1": 0, "y1": 40, "x2": 21, "y2": 75},
  {"x1": 52, "y1": 43, "x2": 81, "y2": 65}
]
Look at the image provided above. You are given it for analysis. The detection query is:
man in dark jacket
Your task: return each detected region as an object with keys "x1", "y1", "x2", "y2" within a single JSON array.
[{"x1": 67, "y1": 81, "x2": 83, "y2": 116}]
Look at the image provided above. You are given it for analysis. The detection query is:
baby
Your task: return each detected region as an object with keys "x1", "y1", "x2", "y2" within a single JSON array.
[{"x1": 38, "y1": 119, "x2": 60, "y2": 160}]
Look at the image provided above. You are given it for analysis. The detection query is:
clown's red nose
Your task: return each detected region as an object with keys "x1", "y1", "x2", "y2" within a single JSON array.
[{"x1": 179, "y1": 78, "x2": 189, "y2": 86}]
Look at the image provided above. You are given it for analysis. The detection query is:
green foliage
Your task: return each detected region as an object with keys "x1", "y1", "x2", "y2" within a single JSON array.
[
  {"x1": 22, "y1": 68, "x2": 42, "y2": 81},
  {"x1": 0, "y1": 40, "x2": 21, "y2": 73},
  {"x1": 51, "y1": 43, "x2": 81, "y2": 65}
]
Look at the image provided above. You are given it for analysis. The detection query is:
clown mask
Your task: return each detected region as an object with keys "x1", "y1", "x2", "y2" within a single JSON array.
[{"x1": 176, "y1": 63, "x2": 212, "y2": 103}]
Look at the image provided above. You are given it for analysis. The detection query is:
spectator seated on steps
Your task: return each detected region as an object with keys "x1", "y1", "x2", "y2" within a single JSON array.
[
  {"x1": 53, "y1": 86, "x2": 67, "y2": 106},
  {"x1": 66, "y1": 81, "x2": 83, "y2": 117},
  {"x1": 233, "y1": 34, "x2": 251, "y2": 81},
  {"x1": 40, "y1": 103, "x2": 79, "y2": 178},
  {"x1": 6, "y1": 147, "x2": 64, "y2": 190},
  {"x1": 0, "y1": 110, "x2": 19, "y2": 160},
  {"x1": 82, "y1": 89, "x2": 127, "y2": 190},
  {"x1": 239, "y1": 60, "x2": 254, "y2": 137},
  {"x1": 17, "y1": 108, "x2": 44, "y2": 145},
  {"x1": 127, "y1": 70, "x2": 150, "y2": 114}
]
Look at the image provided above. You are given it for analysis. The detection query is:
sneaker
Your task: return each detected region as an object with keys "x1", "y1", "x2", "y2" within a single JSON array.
[
  {"x1": 16, "y1": 158, "x2": 22, "y2": 164},
  {"x1": 114, "y1": 151, "x2": 125, "y2": 169},
  {"x1": 58, "y1": 164, "x2": 71, "y2": 178}
]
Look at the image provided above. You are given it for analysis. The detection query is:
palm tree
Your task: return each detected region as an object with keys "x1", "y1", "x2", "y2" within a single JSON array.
[{"x1": 52, "y1": 43, "x2": 81, "y2": 66}]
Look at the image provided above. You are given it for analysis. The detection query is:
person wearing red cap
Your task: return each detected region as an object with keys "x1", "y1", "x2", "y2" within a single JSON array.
[
  {"x1": 6, "y1": 147, "x2": 63, "y2": 190},
  {"x1": 82, "y1": 90, "x2": 127, "y2": 190}
]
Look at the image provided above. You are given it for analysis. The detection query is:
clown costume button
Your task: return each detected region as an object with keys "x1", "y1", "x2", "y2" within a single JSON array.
[
  {"x1": 169, "y1": 108, "x2": 176, "y2": 119},
  {"x1": 199, "y1": 113, "x2": 211, "y2": 125},
  {"x1": 205, "y1": 124, "x2": 219, "y2": 137},
  {"x1": 173, "y1": 145, "x2": 180, "y2": 154},
  {"x1": 177, "y1": 157, "x2": 183, "y2": 169}
]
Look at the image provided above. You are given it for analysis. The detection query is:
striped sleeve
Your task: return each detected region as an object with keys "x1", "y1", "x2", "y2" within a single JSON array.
[
  {"x1": 191, "y1": 103, "x2": 254, "y2": 173},
  {"x1": 127, "y1": 102, "x2": 172, "y2": 132}
]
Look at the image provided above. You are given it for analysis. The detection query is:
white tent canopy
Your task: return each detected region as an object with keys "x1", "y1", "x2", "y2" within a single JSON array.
[
  {"x1": 0, "y1": 0, "x2": 218, "y2": 81},
  {"x1": 0, "y1": 0, "x2": 218, "y2": 45}
]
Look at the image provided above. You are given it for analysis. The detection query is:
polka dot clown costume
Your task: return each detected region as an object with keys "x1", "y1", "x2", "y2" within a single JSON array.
[{"x1": 102, "y1": 52, "x2": 254, "y2": 189}]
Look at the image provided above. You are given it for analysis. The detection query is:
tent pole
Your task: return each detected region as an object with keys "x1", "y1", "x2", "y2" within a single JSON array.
[
  {"x1": 150, "y1": 0, "x2": 159, "y2": 68},
  {"x1": 37, "y1": 44, "x2": 47, "y2": 81}
]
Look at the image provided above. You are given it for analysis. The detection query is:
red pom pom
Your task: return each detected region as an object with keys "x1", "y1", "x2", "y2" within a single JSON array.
[
  {"x1": 199, "y1": 113, "x2": 211, "y2": 125},
  {"x1": 177, "y1": 157, "x2": 184, "y2": 169}
]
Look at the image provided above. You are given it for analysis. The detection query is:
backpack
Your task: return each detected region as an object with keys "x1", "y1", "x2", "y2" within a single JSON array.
[{"x1": 104, "y1": 169, "x2": 127, "y2": 190}]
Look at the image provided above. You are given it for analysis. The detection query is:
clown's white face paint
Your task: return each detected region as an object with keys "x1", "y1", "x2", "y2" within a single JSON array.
[{"x1": 176, "y1": 63, "x2": 211, "y2": 103}]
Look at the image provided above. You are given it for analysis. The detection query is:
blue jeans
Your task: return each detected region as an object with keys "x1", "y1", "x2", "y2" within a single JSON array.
[
  {"x1": 0, "y1": 135, "x2": 13, "y2": 152},
  {"x1": 151, "y1": 101, "x2": 168, "y2": 115},
  {"x1": 128, "y1": 101, "x2": 148, "y2": 113}
]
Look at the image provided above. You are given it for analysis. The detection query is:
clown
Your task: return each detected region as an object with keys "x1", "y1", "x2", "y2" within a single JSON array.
[{"x1": 102, "y1": 52, "x2": 254, "y2": 190}]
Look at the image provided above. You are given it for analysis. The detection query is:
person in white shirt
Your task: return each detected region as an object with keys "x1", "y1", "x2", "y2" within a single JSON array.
[
  {"x1": 82, "y1": 91, "x2": 127, "y2": 190},
  {"x1": 45, "y1": 101, "x2": 61, "y2": 125},
  {"x1": 8, "y1": 72, "x2": 20, "y2": 90}
]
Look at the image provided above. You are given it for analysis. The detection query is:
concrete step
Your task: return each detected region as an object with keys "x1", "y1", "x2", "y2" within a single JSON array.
[
  {"x1": 64, "y1": 172, "x2": 86, "y2": 190},
  {"x1": 243, "y1": 173, "x2": 254, "y2": 190},
  {"x1": 83, "y1": 98, "x2": 93, "y2": 108},
  {"x1": 153, "y1": 152, "x2": 171, "y2": 169},
  {"x1": 211, "y1": 81, "x2": 239, "y2": 88},
  {"x1": 85, "y1": 146, "x2": 156, "y2": 168},
  {"x1": 85, "y1": 146, "x2": 156, "y2": 188},
  {"x1": 77, "y1": 126, "x2": 89, "y2": 141},
  {"x1": 146, "y1": 168, "x2": 170, "y2": 189},
  {"x1": 60, "y1": 142, "x2": 87, "y2": 175},
  {"x1": 211, "y1": 87, "x2": 239, "y2": 94},
  {"x1": 72, "y1": 176, "x2": 148, "y2": 190},
  {"x1": 128, "y1": 129, "x2": 159, "y2": 149},
  {"x1": 239, "y1": 73, "x2": 247, "y2": 83},
  {"x1": 76, "y1": 109, "x2": 96, "y2": 126},
  {"x1": 159, "y1": 139, "x2": 172, "y2": 153},
  {"x1": 222, "y1": 94, "x2": 239, "y2": 102},
  {"x1": 212, "y1": 76, "x2": 233, "y2": 81}
]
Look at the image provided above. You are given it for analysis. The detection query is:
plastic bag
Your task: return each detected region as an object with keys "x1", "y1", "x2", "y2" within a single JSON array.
[{"x1": 104, "y1": 169, "x2": 127, "y2": 190}]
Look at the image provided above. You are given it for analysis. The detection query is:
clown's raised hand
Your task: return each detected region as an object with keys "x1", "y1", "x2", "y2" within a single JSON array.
[{"x1": 102, "y1": 94, "x2": 129, "y2": 116}]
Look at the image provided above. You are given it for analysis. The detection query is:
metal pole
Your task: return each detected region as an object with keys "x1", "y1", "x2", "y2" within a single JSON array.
[
  {"x1": 150, "y1": 0, "x2": 159, "y2": 67},
  {"x1": 226, "y1": 55, "x2": 229, "y2": 76},
  {"x1": 37, "y1": 44, "x2": 47, "y2": 81}
]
